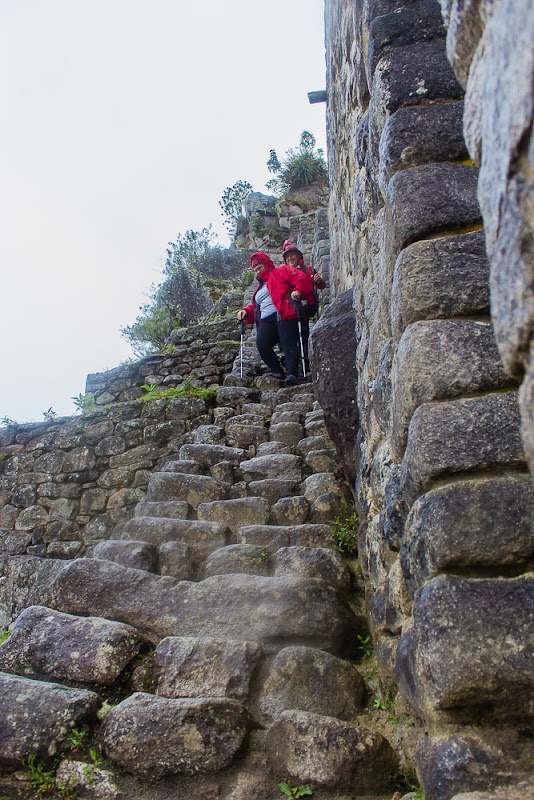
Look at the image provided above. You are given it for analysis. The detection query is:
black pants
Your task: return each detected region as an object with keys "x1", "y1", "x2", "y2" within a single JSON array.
[{"x1": 256, "y1": 313, "x2": 302, "y2": 377}]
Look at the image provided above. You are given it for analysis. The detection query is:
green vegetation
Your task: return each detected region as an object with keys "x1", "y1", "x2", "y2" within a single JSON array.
[
  {"x1": 0, "y1": 628, "x2": 11, "y2": 645},
  {"x1": 121, "y1": 226, "x2": 250, "y2": 357},
  {"x1": 0, "y1": 416, "x2": 16, "y2": 427},
  {"x1": 219, "y1": 179, "x2": 253, "y2": 233},
  {"x1": 140, "y1": 379, "x2": 216, "y2": 403},
  {"x1": 267, "y1": 131, "x2": 327, "y2": 195},
  {"x1": 355, "y1": 633, "x2": 372, "y2": 658},
  {"x1": 331, "y1": 510, "x2": 359, "y2": 556},
  {"x1": 21, "y1": 755, "x2": 59, "y2": 796},
  {"x1": 72, "y1": 393, "x2": 98, "y2": 415},
  {"x1": 278, "y1": 781, "x2": 313, "y2": 797}
]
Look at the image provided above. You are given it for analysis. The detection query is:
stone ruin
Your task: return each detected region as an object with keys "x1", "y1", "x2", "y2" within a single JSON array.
[{"x1": 1, "y1": 1, "x2": 533, "y2": 799}]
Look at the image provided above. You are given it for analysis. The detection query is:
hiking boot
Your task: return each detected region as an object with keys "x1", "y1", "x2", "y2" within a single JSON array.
[
  {"x1": 268, "y1": 372, "x2": 285, "y2": 380},
  {"x1": 285, "y1": 375, "x2": 298, "y2": 387}
]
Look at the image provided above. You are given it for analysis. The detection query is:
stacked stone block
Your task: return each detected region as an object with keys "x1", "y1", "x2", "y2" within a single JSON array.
[{"x1": 325, "y1": 0, "x2": 534, "y2": 797}]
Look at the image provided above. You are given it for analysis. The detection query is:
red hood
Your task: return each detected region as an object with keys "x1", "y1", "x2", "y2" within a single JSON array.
[{"x1": 250, "y1": 251, "x2": 275, "y2": 279}]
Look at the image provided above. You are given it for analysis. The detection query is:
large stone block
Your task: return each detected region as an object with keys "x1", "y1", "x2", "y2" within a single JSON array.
[
  {"x1": 49, "y1": 559, "x2": 356, "y2": 653},
  {"x1": 386, "y1": 163, "x2": 481, "y2": 250},
  {"x1": 390, "y1": 319, "x2": 512, "y2": 459},
  {"x1": 416, "y1": 731, "x2": 534, "y2": 800},
  {"x1": 390, "y1": 230, "x2": 490, "y2": 338},
  {"x1": 368, "y1": 0, "x2": 445, "y2": 80},
  {"x1": 379, "y1": 100, "x2": 467, "y2": 188},
  {"x1": 102, "y1": 694, "x2": 250, "y2": 779},
  {"x1": 309, "y1": 289, "x2": 359, "y2": 486},
  {"x1": 402, "y1": 474, "x2": 534, "y2": 594},
  {"x1": 370, "y1": 39, "x2": 464, "y2": 168},
  {"x1": 121, "y1": 517, "x2": 227, "y2": 564},
  {"x1": 400, "y1": 392, "x2": 525, "y2": 505},
  {"x1": 146, "y1": 472, "x2": 229, "y2": 506},
  {"x1": 153, "y1": 636, "x2": 262, "y2": 701},
  {"x1": 93, "y1": 539, "x2": 158, "y2": 572},
  {"x1": 0, "y1": 672, "x2": 99, "y2": 768},
  {"x1": 396, "y1": 574, "x2": 534, "y2": 724},
  {"x1": 239, "y1": 454, "x2": 302, "y2": 483},
  {"x1": 197, "y1": 497, "x2": 270, "y2": 533},
  {"x1": 265, "y1": 710, "x2": 398, "y2": 794},
  {"x1": 260, "y1": 646, "x2": 365, "y2": 722},
  {"x1": 179, "y1": 443, "x2": 244, "y2": 467},
  {"x1": 0, "y1": 605, "x2": 144, "y2": 684}
]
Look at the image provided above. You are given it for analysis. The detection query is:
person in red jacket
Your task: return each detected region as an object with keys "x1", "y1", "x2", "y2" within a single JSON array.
[
  {"x1": 237, "y1": 251, "x2": 314, "y2": 386},
  {"x1": 281, "y1": 239, "x2": 326, "y2": 374}
]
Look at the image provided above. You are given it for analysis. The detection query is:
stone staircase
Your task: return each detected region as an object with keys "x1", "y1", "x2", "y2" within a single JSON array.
[{"x1": 0, "y1": 364, "x2": 411, "y2": 800}]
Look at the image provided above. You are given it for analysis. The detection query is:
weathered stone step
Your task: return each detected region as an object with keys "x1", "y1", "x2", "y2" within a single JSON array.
[
  {"x1": 237, "y1": 523, "x2": 334, "y2": 551},
  {"x1": 247, "y1": 478, "x2": 298, "y2": 504},
  {"x1": 161, "y1": 459, "x2": 201, "y2": 474},
  {"x1": 102, "y1": 694, "x2": 251, "y2": 779},
  {"x1": 94, "y1": 539, "x2": 158, "y2": 572},
  {"x1": 179, "y1": 443, "x2": 244, "y2": 467},
  {"x1": 0, "y1": 605, "x2": 144, "y2": 684},
  {"x1": 239, "y1": 453, "x2": 302, "y2": 482},
  {"x1": 197, "y1": 497, "x2": 270, "y2": 533},
  {"x1": 204, "y1": 545, "x2": 350, "y2": 590},
  {"x1": 260, "y1": 645, "x2": 365, "y2": 722},
  {"x1": 153, "y1": 635, "x2": 262, "y2": 702},
  {"x1": 225, "y1": 422, "x2": 268, "y2": 448},
  {"x1": 265, "y1": 709, "x2": 398, "y2": 796},
  {"x1": 1, "y1": 671, "x2": 99, "y2": 768},
  {"x1": 146, "y1": 472, "x2": 230, "y2": 505},
  {"x1": 269, "y1": 421, "x2": 304, "y2": 447},
  {"x1": 134, "y1": 500, "x2": 190, "y2": 518},
  {"x1": 121, "y1": 517, "x2": 227, "y2": 563},
  {"x1": 48, "y1": 559, "x2": 356, "y2": 653}
]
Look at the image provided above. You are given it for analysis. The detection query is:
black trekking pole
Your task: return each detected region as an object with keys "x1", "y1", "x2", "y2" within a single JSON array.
[{"x1": 239, "y1": 319, "x2": 245, "y2": 378}]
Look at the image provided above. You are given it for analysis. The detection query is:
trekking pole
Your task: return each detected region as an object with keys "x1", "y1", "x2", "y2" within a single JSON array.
[
  {"x1": 296, "y1": 303, "x2": 307, "y2": 378},
  {"x1": 239, "y1": 319, "x2": 245, "y2": 378}
]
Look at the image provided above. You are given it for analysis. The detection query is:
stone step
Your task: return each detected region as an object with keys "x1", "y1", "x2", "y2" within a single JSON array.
[
  {"x1": 1, "y1": 671, "x2": 99, "y2": 769},
  {"x1": 48, "y1": 559, "x2": 356, "y2": 654},
  {"x1": 153, "y1": 635, "x2": 262, "y2": 702},
  {"x1": 260, "y1": 645, "x2": 365, "y2": 722},
  {"x1": 179, "y1": 443, "x2": 244, "y2": 467},
  {"x1": 197, "y1": 497, "x2": 270, "y2": 533},
  {"x1": 239, "y1": 453, "x2": 302, "y2": 482},
  {"x1": 146, "y1": 472, "x2": 230, "y2": 506},
  {"x1": 0, "y1": 605, "x2": 145, "y2": 685},
  {"x1": 121, "y1": 517, "x2": 228, "y2": 564},
  {"x1": 161, "y1": 459, "x2": 201, "y2": 474},
  {"x1": 134, "y1": 500, "x2": 190, "y2": 518},
  {"x1": 102, "y1": 694, "x2": 250, "y2": 780},
  {"x1": 93, "y1": 539, "x2": 159, "y2": 572},
  {"x1": 237, "y1": 523, "x2": 334, "y2": 551},
  {"x1": 225, "y1": 422, "x2": 268, "y2": 448}
]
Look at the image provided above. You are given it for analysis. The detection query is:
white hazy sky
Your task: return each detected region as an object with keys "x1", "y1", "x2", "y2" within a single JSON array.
[{"x1": 0, "y1": 0, "x2": 327, "y2": 423}]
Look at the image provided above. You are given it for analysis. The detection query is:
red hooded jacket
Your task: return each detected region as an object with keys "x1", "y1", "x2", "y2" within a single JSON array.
[{"x1": 241, "y1": 251, "x2": 314, "y2": 325}]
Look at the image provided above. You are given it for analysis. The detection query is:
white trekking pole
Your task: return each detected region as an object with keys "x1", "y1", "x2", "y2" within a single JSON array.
[
  {"x1": 296, "y1": 303, "x2": 307, "y2": 378},
  {"x1": 239, "y1": 319, "x2": 245, "y2": 378}
]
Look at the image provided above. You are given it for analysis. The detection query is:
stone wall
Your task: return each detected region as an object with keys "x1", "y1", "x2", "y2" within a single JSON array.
[
  {"x1": 0, "y1": 318, "x2": 241, "y2": 561},
  {"x1": 439, "y1": 0, "x2": 534, "y2": 478},
  {"x1": 86, "y1": 317, "x2": 241, "y2": 406},
  {"x1": 323, "y1": 0, "x2": 534, "y2": 797}
]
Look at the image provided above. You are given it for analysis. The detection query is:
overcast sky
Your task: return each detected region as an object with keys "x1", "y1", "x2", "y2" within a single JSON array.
[{"x1": 0, "y1": 0, "x2": 327, "y2": 423}]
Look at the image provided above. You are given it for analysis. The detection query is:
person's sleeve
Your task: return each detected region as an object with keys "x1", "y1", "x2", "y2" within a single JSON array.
[{"x1": 242, "y1": 303, "x2": 254, "y2": 324}]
